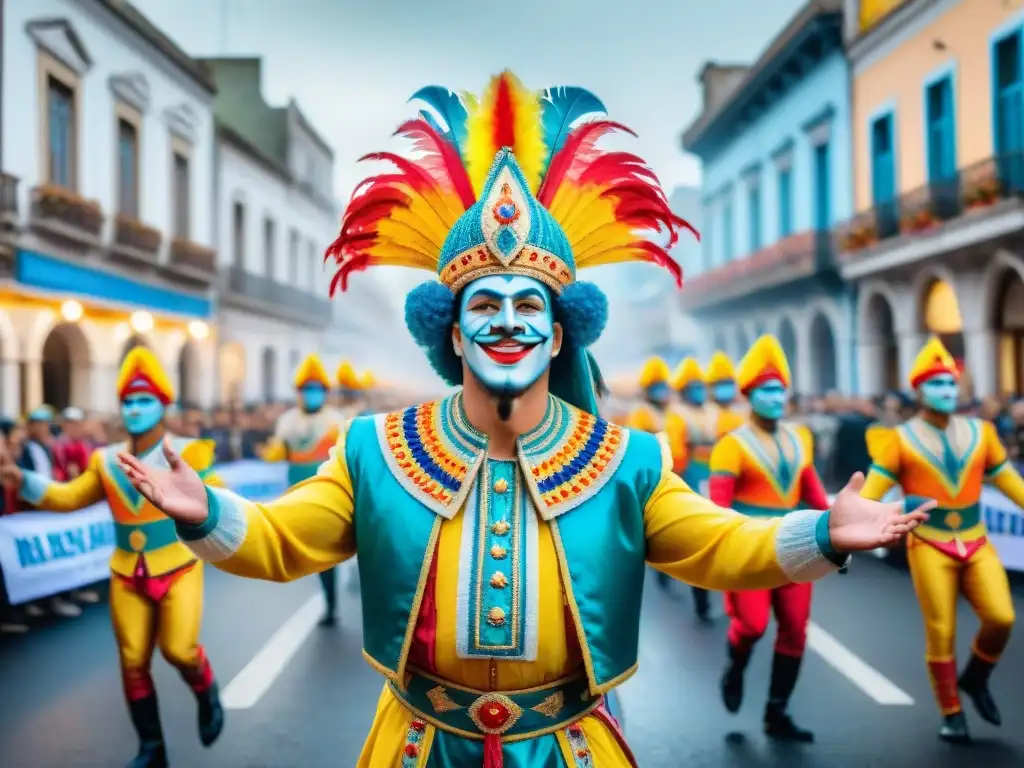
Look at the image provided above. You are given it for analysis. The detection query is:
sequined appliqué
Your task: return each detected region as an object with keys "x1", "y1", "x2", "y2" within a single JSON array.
[
  {"x1": 401, "y1": 719, "x2": 427, "y2": 767},
  {"x1": 564, "y1": 722, "x2": 593, "y2": 766}
]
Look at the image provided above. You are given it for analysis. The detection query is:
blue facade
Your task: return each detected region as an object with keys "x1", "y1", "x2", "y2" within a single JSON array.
[
  {"x1": 16, "y1": 250, "x2": 213, "y2": 318},
  {"x1": 694, "y1": 48, "x2": 853, "y2": 275}
]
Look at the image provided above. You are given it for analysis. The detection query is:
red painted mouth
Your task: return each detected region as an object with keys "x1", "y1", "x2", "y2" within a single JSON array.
[{"x1": 481, "y1": 340, "x2": 539, "y2": 365}]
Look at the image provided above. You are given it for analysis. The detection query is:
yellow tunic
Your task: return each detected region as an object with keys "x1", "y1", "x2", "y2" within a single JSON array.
[{"x1": 185, "y1": 426, "x2": 841, "y2": 766}]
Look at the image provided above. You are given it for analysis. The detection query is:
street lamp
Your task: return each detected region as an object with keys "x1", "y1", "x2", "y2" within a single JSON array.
[
  {"x1": 188, "y1": 320, "x2": 209, "y2": 340},
  {"x1": 130, "y1": 311, "x2": 154, "y2": 333},
  {"x1": 60, "y1": 300, "x2": 83, "y2": 322}
]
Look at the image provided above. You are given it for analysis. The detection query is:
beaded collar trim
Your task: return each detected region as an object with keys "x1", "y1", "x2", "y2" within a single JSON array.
[{"x1": 374, "y1": 393, "x2": 628, "y2": 520}]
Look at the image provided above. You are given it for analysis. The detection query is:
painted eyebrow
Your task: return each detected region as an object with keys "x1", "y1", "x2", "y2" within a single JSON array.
[{"x1": 467, "y1": 288, "x2": 547, "y2": 302}]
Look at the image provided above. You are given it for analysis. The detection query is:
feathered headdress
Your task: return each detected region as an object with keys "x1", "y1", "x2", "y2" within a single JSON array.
[
  {"x1": 117, "y1": 347, "x2": 174, "y2": 404},
  {"x1": 293, "y1": 354, "x2": 331, "y2": 390},
  {"x1": 736, "y1": 335, "x2": 792, "y2": 394},
  {"x1": 328, "y1": 71, "x2": 697, "y2": 414}
]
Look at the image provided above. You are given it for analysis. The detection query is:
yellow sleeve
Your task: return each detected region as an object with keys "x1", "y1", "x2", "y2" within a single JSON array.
[
  {"x1": 261, "y1": 439, "x2": 288, "y2": 463},
  {"x1": 861, "y1": 424, "x2": 900, "y2": 500},
  {"x1": 177, "y1": 433, "x2": 355, "y2": 582},
  {"x1": 709, "y1": 433, "x2": 742, "y2": 477},
  {"x1": 644, "y1": 469, "x2": 840, "y2": 590},
  {"x1": 664, "y1": 410, "x2": 689, "y2": 472},
  {"x1": 982, "y1": 420, "x2": 1024, "y2": 507},
  {"x1": 626, "y1": 406, "x2": 658, "y2": 433},
  {"x1": 21, "y1": 451, "x2": 106, "y2": 512}
]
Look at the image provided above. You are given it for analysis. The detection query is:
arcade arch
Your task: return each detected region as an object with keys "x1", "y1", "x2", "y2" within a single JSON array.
[
  {"x1": 994, "y1": 268, "x2": 1024, "y2": 395},
  {"x1": 41, "y1": 322, "x2": 91, "y2": 411},
  {"x1": 218, "y1": 342, "x2": 246, "y2": 404},
  {"x1": 808, "y1": 312, "x2": 838, "y2": 395}
]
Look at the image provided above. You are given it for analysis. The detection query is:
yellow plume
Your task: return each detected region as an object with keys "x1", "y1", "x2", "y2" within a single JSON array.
[
  {"x1": 671, "y1": 358, "x2": 705, "y2": 390},
  {"x1": 638, "y1": 356, "x2": 671, "y2": 388},
  {"x1": 705, "y1": 352, "x2": 736, "y2": 384},
  {"x1": 736, "y1": 335, "x2": 792, "y2": 393},
  {"x1": 293, "y1": 354, "x2": 331, "y2": 390}
]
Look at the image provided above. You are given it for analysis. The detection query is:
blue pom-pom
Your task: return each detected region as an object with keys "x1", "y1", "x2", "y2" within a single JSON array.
[
  {"x1": 556, "y1": 281, "x2": 608, "y2": 348},
  {"x1": 404, "y1": 281, "x2": 462, "y2": 385}
]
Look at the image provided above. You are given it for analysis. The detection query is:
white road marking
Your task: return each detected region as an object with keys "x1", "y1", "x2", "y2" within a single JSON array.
[
  {"x1": 806, "y1": 621, "x2": 915, "y2": 706},
  {"x1": 222, "y1": 592, "x2": 325, "y2": 710}
]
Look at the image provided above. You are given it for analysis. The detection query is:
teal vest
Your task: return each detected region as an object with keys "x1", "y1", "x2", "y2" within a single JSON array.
[{"x1": 345, "y1": 392, "x2": 663, "y2": 695}]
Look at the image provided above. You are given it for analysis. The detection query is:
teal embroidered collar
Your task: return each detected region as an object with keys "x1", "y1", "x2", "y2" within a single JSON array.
[{"x1": 375, "y1": 392, "x2": 628, "y2": 519}]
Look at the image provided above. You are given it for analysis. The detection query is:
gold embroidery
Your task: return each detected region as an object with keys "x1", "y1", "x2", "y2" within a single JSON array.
[
  {"x1": 530, "y1": 690, "x2": 565, "y2": 717},
  {"x1": 467, "y1": 693, "x2": 524, "y2": 735},
  {"x1": 491, "y1": 520, "x2": 510, "y2": 535},
  {"x1": 426, "y1": 686, "x2": 463, "y2": 714},
  {"x1": 487, "y1": 606, "x2": 506, "y2": 626},
  {"x1": 493, "y1": 478, "x2": 509, "y2": 494}
]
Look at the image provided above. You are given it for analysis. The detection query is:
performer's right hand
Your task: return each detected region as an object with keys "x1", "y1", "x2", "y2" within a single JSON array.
[{"x1": 118, "y1": 438, "x2": 209, "y2": 525}]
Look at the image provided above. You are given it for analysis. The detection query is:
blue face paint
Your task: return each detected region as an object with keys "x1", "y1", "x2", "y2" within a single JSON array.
[
  {"x1": 299, "y1": 383, "x2": 327, "y2": 413},
  {"x1": 683, "y1": 382, "x2": 707, "y2": 406},
  {"x1": 712, "y1": 381, "x2": 737, "y2": 404},
  {"x1": 646, "y1": 382, "x2": 670, "y2": 406},
  {"x1": 121, "y1": 393, "x2": 165, "y2": 436},
  {"x1": 459, "y1": 275, "x2": 555, "y2": 397},
  {"x1": 748, "y1": 379, "x2": 788, "y2": 421},
  {"x1": 918, "y1": 373, "x2": 959, "y2": 414}
]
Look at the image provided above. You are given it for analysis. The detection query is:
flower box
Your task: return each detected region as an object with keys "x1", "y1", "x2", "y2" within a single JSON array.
[{"x1": 32, "y1": 184, "x2": 104, "y2": 236}]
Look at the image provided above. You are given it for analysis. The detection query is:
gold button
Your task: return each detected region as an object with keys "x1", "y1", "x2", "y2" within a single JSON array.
[
  {"x1": 490, "y1": 571, "x2": 508, "y2": 588},
  {"x1": 491, "y1": 520, "x2": 510, "y2": 535},
  {"x1": 493, "y1": 478, "x2": 509, "y2": 494},
  {"x1": 490, "y1": 544, "x2": 507, "y2": 560},
  {"x1": 128, "y1": 530, "x2": 147, "y2": 552},
  {"x1": 945, "y1": 511, "x2": 963, "y2": 530},
  {"x1": 487, "y1": 606, "x2": 506, "y2": 626}
]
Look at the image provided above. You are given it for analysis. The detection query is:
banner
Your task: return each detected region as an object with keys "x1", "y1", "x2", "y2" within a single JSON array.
[
  {"x1": 0, "y1": 460, "x2": 292, "y2": 605},
  {"x1": 982, "y1": 486, "x2": 1024, "y2": 572}
]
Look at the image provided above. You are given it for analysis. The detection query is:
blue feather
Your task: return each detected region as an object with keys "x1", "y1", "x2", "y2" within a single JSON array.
[
  {"x1": 408, "y1": 86, "x2": 469, "y2": 159},
  {"x1": 540, "y1": 87, "x2": 607, "y2": 172}
]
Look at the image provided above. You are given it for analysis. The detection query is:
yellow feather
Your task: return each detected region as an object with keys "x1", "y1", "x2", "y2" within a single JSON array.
[
  {"x1": 464, "y1": 79, "x2": 499, "y2": 197},
  {"x1": 506, "y1": 74, "x2": 546, "y2": 193},
  {"x1": 367, "y1": 241, "x2": 438, "y2": 270}
]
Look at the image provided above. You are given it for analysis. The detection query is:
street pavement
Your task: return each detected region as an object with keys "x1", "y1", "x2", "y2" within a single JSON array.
[{"x1": 2, "y1": 556, "x2": 1023, "y2": 767}]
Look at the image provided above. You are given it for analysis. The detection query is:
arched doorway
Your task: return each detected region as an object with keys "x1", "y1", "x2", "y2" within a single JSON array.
[
  {"x1": 860, "y1": 292, "x2": 899, "y2": 394},
  {"x1": 920, "y1": 277, "x2": 967, "y2": 394},
  {"x1": 41, "y1": 323, "x2": 91, "y2": 411},
  {"x1": 735, "y1": 327, "x2": 750, "y2": 359},
  {"x1": 261, "y1": 346, "x2": 277, "y2": 403},
  {"x1": 995, "y1": 268, "x2": 1024, "y2": 394},
  {"x1": 809, "y1": 312, "x2": 838, "y2": 395},
  {"x1": 218, "y1": 342, "x2": 246, "y2": 404},
  {"x1": 177, "y1": 341, "x2": 199, "y2": 407},
  {"x1": 778, "y1": 317, "x2": 798, "y2": 383}
]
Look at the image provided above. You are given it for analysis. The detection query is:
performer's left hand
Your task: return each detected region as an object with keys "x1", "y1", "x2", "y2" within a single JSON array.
[{"x1": 828, "y1": 472, "x2": 934, "y2": 552}]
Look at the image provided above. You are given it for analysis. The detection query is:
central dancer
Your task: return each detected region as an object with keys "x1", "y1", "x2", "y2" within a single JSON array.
[{"x1": 116, "y1": 72, "x2": 930, "y2": 767}]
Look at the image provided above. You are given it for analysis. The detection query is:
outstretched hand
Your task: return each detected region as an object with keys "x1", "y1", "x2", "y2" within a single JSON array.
[
  {"x1": 118, "y1": 439, "x2": 210, "y2": 526},
  {"x1": 828, "y1": 472, "x2": 934, "y2": 552}
]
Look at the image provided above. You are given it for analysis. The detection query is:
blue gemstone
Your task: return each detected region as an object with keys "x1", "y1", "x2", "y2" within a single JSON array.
[
  {"x1": 496, "y1": 227, "x2": 518, "y2": 255},
  {"x1": 497, "y1": 202, "x2": 516, "y2": 219}
]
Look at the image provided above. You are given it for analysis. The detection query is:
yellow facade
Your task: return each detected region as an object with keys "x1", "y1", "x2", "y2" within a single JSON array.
[{"x1": 853, "y1": 2, "x2": 1023, "y2": 210}]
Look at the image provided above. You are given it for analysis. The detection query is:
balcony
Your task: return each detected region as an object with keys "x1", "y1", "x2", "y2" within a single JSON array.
[
  {"x1": 681, "y1": 230, "x2": 835, "y2": 313},
  {"x1": 29, "y1": 184, "x2": 104, "y2": 249},
  {"x1": 221, "y1": 265, "x2": 333, "y2": 327},
  {"x1": 109, "y1": 214, "x2": 162, "y2": 268},
  {"x1": 164, "y1": 237, "x2": 218, "y2": 285},
  {"x1": 834, "y1": 154, "x2": 1024, "y2": 280},
  {"x1": 0, "y1": 173, "x2": 17, "y2": 277}
]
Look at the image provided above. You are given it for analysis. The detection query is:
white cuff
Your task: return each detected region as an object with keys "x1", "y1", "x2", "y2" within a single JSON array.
[
  {"x1": 775, "y1": 509, "x2": 846, "y2": 582},
  {"x1": 179, "y1": 487, "x2": 249, "y2": 562}
]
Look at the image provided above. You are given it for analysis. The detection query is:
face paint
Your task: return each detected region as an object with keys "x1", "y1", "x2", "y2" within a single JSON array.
[
  {"x1": 712, "y1": 381, "x2": 737, "y2": 404},
  {"x1": 683, "y1": 382, "x2": 707, "y2": 406},
  {"x1": 299, "y1": 383, "x2": 327, "y2": 413},
  {"x1": 459, "y1": 275, "x2": 555, "y2": 397},
  {"x1": 121, "y1": 393, "x2": 165, "y2": 436},
  {"x1": 646, "y1": 382, "x2": 670, "y2": 407},
  {"x1": 918, "y1": 373, "x2": 959, "y2": 415},
  {"x1": 748, "y1": 379, "x2": 788, "y2": 421}
]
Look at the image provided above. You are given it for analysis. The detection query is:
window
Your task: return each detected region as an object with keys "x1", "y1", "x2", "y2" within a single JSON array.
[
  {"x1": 995, "y1": 32, "x2": 1023, "y2": 156},
  {"x1": 813, "y1": 142, "x2": 831, "y2": 231},
  {"x1": 926, "y1": 76, "x2": 956, "y2": 181},
  {"x1": 722, "y1": 197, "x2": 734, "y2": 263},
  {"x1": 47, "y1": 77, "x2": 75, "y2": 187},
  {"x1": 870, "y1": 113, "x2": 898, "y2": 236},
  {"x1": 117, "y1": 119, "x2": 139, "y2": 217},
  {"x1": 747, "y1": 185, "x2": 761, "y2": 252},
  {"x1": 172, "y1": 151, "x2": 190, "y2": 238},
  {"x1": 777, "y1": 168, "x2": 793, "y2": 237},
  {"x1": 232, "y1": 202, "x2": 245, "y2": 268},
  {"x1": 288, "y1": 228, "x2": 300, "y2": 284},
  {"x1": 263, "y1": 217, "x2": 276, "y2": 278}
]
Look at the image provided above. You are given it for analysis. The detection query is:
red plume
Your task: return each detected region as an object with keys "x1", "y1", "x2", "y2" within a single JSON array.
[{"x1": 492, "y1": 74, "x2": 516, "y2": 149}]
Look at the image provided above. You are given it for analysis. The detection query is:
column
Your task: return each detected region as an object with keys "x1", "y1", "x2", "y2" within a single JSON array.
[
  {"x1": 0, "y1": 358, "x2": 20, "y2": 417},
  {"x1": 794, "y1": 324, "x2": 814, "y2": 395},
  {"x1": 835, "y1": 333, "x2": 854, "y2": 396},
  {"x1": 963, "y1": 327, "x2": 995, "y2": 399},
  {"x1": 857, "y1": 341, "x2": 880, "y2": 397},
  {"x1": 88, "y1": 363, "x2": 119, "y2": 415},
  {"x1": 196, "y1": 341, "x2": 216, "y2": 410},
  {"x1": 22, "y1": 357, "x2": 42, "y2": 411},
  {"x1": 897, "y1": 331, "x2": 923, "y2": 388}
]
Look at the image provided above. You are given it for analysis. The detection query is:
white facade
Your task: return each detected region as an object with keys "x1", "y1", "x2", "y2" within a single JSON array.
[{"x1": 0, "y1": 0, "x2": 218, "y2": 415}]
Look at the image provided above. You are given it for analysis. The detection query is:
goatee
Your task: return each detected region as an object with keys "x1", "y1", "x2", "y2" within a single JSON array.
[{"x1": 496, "y1": 395, "x2": 514, "y2": 421}]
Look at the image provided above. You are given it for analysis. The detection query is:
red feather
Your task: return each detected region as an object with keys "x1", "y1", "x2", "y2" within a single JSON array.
[
  {"x1": 493, "y1": 74, "x2": 515, "y2": 150},
  {"x1": 629, "y1": 240, "x2": 683, "y2": 287},
  {"x1": 394, "y1": 119, "x2": 476, "y2": 208},
  {"x1": 537, "y1": 120, "x2": 635, "y2": 205}
]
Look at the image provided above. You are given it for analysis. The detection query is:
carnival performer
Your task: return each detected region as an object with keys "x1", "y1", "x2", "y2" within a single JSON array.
[
  {"x1": 861, "y1": 337, "x2": 1023, "y2": 744},
  {"x1": 0, "y1": 347, "x2": 224, "y2": 768},
  {"x1": 625, "y1": 356, "x2": 672, "y2": 432},
  {"x1": 669, "y1": 357, "x2": 717, "y2": 621},
  {"x1": 262, "y1": 353, "x2": 346, "y2": 626},
  {"x1": 706, "y1": 351, "x2": 746, "y2": 433},
  {"x1": 336, "y1": 360, "x2": 366, "y2": 416},
  {"x1": 114, "y1": 72, "x2": 929, "y2": 768},
  {"x1": 709, "y1": 335, "x2": 829, "y2": 742}
]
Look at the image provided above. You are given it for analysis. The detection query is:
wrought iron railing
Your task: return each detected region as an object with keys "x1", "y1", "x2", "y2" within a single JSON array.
[
  {"x1": 834, "y1": 153, "x2": 1021, "y2": 257},
  {"x1": 0, "y1": 173, "x2": 18, "y2": 222},
  {"x1": 224, "y1": 266, "x2": 333, "y2": 325}
]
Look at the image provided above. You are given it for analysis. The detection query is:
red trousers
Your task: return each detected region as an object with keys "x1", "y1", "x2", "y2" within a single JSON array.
[{"x1": 725, "y1": 582, "x2": 813, "y2": 657}]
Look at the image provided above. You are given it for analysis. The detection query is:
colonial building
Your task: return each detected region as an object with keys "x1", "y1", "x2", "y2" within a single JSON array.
[
  {"x1": 681, "y1": 0, "x2": 854, "y2": 395},
  {"x1": 839, "y1": 0, "x2": 1024, "y2": 397},
  {"x1": 0, "y1": 0, "x2": 219, "y2": 416},
  {"x1": 201, "y1": 57, "x2": 338, "y2": 405}
]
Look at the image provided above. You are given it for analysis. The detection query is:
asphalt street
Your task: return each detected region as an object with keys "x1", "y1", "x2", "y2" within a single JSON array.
[{"x1": 2, "y1": 556, "x2": 1023, "y2": 767}]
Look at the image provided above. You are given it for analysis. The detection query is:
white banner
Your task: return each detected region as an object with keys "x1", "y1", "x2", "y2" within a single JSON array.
[
  {"x1": 982, "y1": 485, "x2": 1024, "y2": 572},
  {"x1": 0, "y1": 460, "x2": 292, "y2": 605}
]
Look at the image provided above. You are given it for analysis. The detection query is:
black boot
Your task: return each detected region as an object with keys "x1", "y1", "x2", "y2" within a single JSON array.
[
  {"x1": 939, "y1": 711, "x2": 971, "y2": 744},
  {"x1": 692, "y1": 587, "x2": 711, "y2": 622},
  {"x1": 318, "y1": 567, "x2": 337, "y2": 626},
  {"x1": 721, "y1": 642, "x2": 750, "y2": 713},
  {"x1": 763, "y1": 653, "x2": 814, "y2": 743},
  {"x1": 196, "y1": 681, "x2": 225, "y2": 747},
  {"x1": 958, "y1": 654, "x2": 1001, "y2": 726},
  {"x1": 126, "y1": 696, "x2": 168, "y2": 768}
]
